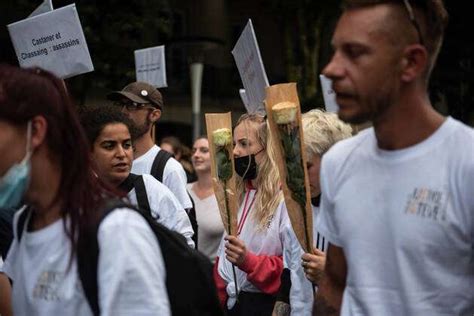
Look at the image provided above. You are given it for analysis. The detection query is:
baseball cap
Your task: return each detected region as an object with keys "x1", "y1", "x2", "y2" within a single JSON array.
[{"x1": 107, "y1": 81, "x2": 163, "y2": 109}]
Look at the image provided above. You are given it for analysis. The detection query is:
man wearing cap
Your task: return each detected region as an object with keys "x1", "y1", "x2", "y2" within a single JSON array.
[{"x1": 108, "y1": 82, "x2": 193, "y2": 212}]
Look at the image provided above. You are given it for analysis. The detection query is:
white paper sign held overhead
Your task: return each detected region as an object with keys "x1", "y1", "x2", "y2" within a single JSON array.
[
  {"x1": 29, "y1": 0, "x2": 53, "y2": 18},
  {"x1": 135, "y1": 45, "x2": 167, "y2": 88},
  {"x1": 232, "y1": 19, "x2": 269, "y2": 114},
  {"x1": 239, "y1": 89, "x2": 251, "y2": 112},
  {"x1": 320, "y1": 74, "x2": 339, "y2": 113},
  {"x1": 8, "y1": 4, "x2": 94, "y2": 79}
]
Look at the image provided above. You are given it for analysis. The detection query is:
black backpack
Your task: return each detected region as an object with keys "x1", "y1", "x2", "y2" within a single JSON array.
[
  {"x1": 118, "y1": 173, "x2": 155, "y2": 218},
  {"x1": 0, "y1": 207, "x2": 15, "y2": 259},
  {"x1": 16, "y1": 201, "x2": 223, "y2": 316},
  {"x1": 151, "y1": 150, "x2": 199, "y2": 247}
]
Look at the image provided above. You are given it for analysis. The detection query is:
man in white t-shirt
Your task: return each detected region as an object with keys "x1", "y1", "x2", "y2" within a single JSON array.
[
  {"x1": 314, "y1": 1, "x2": 474, "y2": 315},
  {"x1": 107, "y1": 82, "x2": 192, "y2": 210}
]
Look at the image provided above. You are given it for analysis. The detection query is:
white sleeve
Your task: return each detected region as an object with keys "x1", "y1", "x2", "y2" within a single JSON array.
[
  {"x1": 162, "y1": 158, "x2": 193, "y2": 210},
  {"x1": 144, "y1": 176, "x2": 195, "y2": 248},
  {"x1": 97, "y1": 208, "x2": 171, "y2": 316},
  {"x1": 283, "y1": 226, "x2": 314, "y2": 316},
  {"x1": 315, "y1": 155, "x2": 343, "y2": 247},
  {"x1": 282, "y1": 227, "x2": 292, "y2": 269}
]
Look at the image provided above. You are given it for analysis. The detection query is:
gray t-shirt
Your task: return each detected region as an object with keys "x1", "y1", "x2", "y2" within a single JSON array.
[{"x1": 186, "y1": 183, "x2": 224, "y2": 262}]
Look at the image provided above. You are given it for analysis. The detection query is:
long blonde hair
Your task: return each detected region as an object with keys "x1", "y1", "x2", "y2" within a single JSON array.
[{"x1": 235, "y1": 113, "x2": 283, "y2": 230}]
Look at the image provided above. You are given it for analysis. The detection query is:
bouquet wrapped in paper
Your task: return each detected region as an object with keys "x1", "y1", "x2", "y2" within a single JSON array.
[
  {"x1": 265, "y1": 84, "x2": 313, "y2": 253},
  {"x1": 212, "y1": 127, "x2": 234, "y2": 231},
  {"x1": 206, "y1": 113, "x2": 240, "y2": 292},
  {"x1": 205, "y1": 113, "x2": 239, "y2": 236},
  {"x1": 272, "y1": 102, "x2": 307, "y2": 210}
]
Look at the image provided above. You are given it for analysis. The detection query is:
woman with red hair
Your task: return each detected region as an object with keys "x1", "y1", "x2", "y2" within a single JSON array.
[{"x1": 0, "y1": 65, "x2": 170, "y2": 315}]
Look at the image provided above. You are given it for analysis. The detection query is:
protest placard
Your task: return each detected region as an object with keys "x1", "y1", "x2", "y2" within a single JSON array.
[
  {"x1": 8, "y1": 4, "x2": 94, "y2": 79},
  {"x1": 320, "y1": 74, "x2": 339, "y2": 113},
  {"x1": 29, "y1": 0, "x2": 53, "y2": 18},
  {"x1": 232, "y1": 19, "x2": 269, "y2": 114},
  {"x1": 135, "y1": 45, "x2": 167, "y2": 88},
  {"x1": 239, "y1": 89, "x2": 251, "y2": 112}
]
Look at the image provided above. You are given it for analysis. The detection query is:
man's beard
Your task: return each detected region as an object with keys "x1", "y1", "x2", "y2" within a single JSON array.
[
  {"x1": 340, "y1": 81, "x2": 397, "y2": 125},
  {"x1": 134, "y1": 117, "x2": 153, "y2": 138}
]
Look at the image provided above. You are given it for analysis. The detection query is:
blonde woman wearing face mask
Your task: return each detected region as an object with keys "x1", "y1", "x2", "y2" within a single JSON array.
[{"x1": 213, "y1": 113, "x2": 290, "y2": 316}]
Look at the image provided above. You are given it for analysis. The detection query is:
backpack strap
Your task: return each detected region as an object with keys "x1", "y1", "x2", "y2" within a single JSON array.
[
  {"x1": 118, "y1": 173, "x2": 140, "y2": 193},
  {"x1": 77, "y1": 199, "x2": 133, "y2": 316},
  {"x1": 0, "y1": 208, "x2": 14, "y2": 259},
  {"x1": 150, "y1": 150, "x2": 173, "y2": 182},
  {"x1": 133, "y1": 175, "x2": 152, "y2": 217},
  {"x1": 118, "y1": 173, "x2": 155, "y2": 218}
]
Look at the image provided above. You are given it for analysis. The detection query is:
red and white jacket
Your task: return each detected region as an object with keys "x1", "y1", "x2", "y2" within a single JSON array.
[{"x1": 213, "y1": 186, "x2": 290, "y2": 309}]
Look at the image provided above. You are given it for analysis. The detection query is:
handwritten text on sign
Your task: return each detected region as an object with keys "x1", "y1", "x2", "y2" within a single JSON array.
[
  {"x1": 135, "y1": 45, "x2": 167, "y2": 88},
  {"x1": 232, "y1": 19, "x2": 269, "y2": 114},
  {"x1": 320, "y1": 74, "x2": 339, "y2": 113}
]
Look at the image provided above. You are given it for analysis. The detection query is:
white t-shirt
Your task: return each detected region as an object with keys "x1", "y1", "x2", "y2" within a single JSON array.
[
  {"x1": 129, "y1": 174, "x2": 195, "y2": 248},
  {"x1": 217, "y1": 189, "x2": 289, "y2": 308},
  {"x1": 283, "y1": 205, "x2": 328, "y2": 316},
  {"x1": 132, "y1": 145, "x2": 192, "y2": 210},
  {"x1": 186, "y1": 183, "x2": 224, "y2": 262},
  {"x1": 3, "y1": 207, "x2": 170, "y2": 316},
  {"x1": 317, "y1": 117, "x2": 474, "y2": 315}
]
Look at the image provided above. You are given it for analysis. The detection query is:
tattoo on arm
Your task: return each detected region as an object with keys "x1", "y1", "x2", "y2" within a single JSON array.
[
  {"x1": 273, "y1": 301, "x2": 291, "y2": 316},
  {"x1": 313, "y1": 295, "x2": 338, "y2": 316}
]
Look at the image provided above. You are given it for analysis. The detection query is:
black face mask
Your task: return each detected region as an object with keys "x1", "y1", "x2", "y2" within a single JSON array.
[
  {"x1": 311, "y1": 195, "x2": 321, "y2": 207},
  {"x1": 234, "y1": 154, "x2": 257, "y2": 180}
]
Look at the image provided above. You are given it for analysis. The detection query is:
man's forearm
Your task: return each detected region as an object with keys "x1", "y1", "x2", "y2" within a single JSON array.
[{"x1": 312, "y1": 275, "x2": 343, "y2": 316}]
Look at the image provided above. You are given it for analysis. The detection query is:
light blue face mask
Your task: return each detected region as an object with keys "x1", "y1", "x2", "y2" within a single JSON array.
[{"x1": 0, "y1": 122, "x2": 32, "y2": 209}]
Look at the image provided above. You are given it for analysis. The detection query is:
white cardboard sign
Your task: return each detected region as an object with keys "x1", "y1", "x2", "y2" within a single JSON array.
[
  {"x1": 232, "y1": 19, "x2": 269, "y2": 114},
  {"x1": 320, "y1": 74, "x2": 339, "y2": 113},
  {"x1": 134, "y1": 45, "x2": 167, "y2": 88},
  {"x1": 239, "y1": 89, "x2": 251, "y2": 112},
  {"x1": 8, "y1": 4, "x2": 94, "y2": 79},
  {"x1": 28, "y1": 0, "x2": 53, "y2": 18}
]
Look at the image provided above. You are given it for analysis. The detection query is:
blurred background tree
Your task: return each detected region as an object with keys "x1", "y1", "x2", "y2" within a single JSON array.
[
  {"x1": 264, "y1": 0, "x2": 342, "y2": 112},
  {"x1": 0, "y1": 0, "x2": 472, "y2": 124},
  {"x1": 1, "y1": 0, "x2": 173, "y2": 104}
]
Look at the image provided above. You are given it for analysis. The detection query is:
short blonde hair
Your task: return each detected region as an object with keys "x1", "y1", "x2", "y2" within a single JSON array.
[{"x1": 302, "y1": 109, "x2": 353, "y2": 160}]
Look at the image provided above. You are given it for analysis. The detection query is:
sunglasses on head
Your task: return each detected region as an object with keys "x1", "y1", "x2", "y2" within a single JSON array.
[{"x1": 402, "y1": 0, "x2": 425, "y2": 46}]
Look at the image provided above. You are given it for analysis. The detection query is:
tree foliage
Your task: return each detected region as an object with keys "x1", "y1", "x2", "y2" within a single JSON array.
[
  {"x1": 68, "y1": 0, "x2": 173, "y2": 101},
  {"x1": 8, "y1": 0, "x2": 173, "y2": 102},
  {"x1": 265, "y1": 0, "x2": 341, "y2": 111}
]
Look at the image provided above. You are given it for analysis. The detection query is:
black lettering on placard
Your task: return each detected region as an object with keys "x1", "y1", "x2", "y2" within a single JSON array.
[{"x1": 21, "y1": 32, "x2": 81, "y2": 61}]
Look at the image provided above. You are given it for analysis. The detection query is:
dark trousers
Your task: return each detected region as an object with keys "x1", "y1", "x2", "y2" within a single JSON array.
[{"x1": 226, "y1": 291, "x2": 276, "y2": 316}]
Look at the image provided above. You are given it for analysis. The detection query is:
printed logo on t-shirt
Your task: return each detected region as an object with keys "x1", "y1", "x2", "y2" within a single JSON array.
[
  {"x1": 33, "y1": 271, "x2": 64, "y2": 301},
  {"x1": 405, "y1": 188, "x2": 449, "y2": 222},
  {"x1": 265, "y1": 214, "x2": 274, "y2": 229}
]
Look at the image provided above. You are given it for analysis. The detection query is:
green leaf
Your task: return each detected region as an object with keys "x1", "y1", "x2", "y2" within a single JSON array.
[{"x1": 216, "y1": 149, "x2": 232, "y2": 181}]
